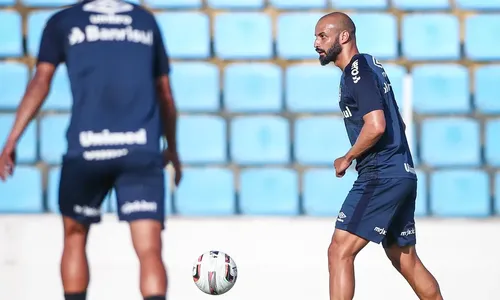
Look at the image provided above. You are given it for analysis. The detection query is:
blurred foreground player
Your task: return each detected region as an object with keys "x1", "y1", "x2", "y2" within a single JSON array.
[
  {"x1": 0, "y1": 0, "x2": 181, "y2": 299},
  {"x1": 314, "y1": 12, "x2": 443, "y2": 300}
]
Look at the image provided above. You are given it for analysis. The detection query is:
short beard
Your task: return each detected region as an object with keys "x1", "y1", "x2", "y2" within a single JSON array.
[{"x1": 319, "y1": 40, "x2": 342, "y2": 66}]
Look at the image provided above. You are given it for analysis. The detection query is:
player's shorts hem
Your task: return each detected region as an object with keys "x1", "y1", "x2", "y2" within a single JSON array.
[
  {"x1": 120, "y1": 215, "x2": 166, "y2": 230},
  {"x1": 383, "y1": 240, "x2": 417, "y2": 249},
  {"x1": 60, "y1": 212, "x2": 101, "y2": 225},
  {"x1": 335, "y1": 224, "x2": 384, "y2": 244}
]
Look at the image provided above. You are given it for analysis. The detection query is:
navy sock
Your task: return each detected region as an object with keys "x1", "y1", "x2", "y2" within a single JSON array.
[
  {"x1": 64, "y1": 292, "x2": 86, "y2": 300},
  {"x1": 144, "y1": 296, "x2": 165, "y2": 300}
]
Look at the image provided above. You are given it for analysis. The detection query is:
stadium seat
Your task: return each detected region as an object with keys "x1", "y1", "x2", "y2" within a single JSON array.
[
  {"x1": 0, "y1": 11, "x2": 22, "y2": 57},
  {"x1": 421, "y1": 118, "x2": 480, "y2": 167},
  {"x1": 42, "y1": 65, "x2": 72, "y2": 110},
  {"x1": 270, "y1": 0, "x2": 325, "y2": 9},
  {"x1": 456, "y1": 0, "x2": 500, "y2": 10},
  {"x1": 277, "y1": 13, "x2": 323, "y2": 59},
  {"x1": 303, "y1": 169, "x2": 356, "y2": 216},
  {"x1": 410, "y1": 126, "x2": 419, "y2": 166},
  {"x1": 207, "y1": 0, "x2": 264, "y2": 8},
  {"x1": 393, "y1": 0, "x2": 449, "y2": 10},
  {"x1": 214, "y1": 13, "x2": 272, "y2": 59},
  {"x1": 412, "y1": 65, "x2": 469, "y2": 113},
  {"x1": 415, "y1": 170, "x2": 427, "y2": 216},
  {"x1": 350, "y1": 13, "x2": 397, "y2": 59},
  {"x1": 239, "y1": 168, "x2": 299, "y2": 215},
  {"x1": 474, "y1": 66, "x2": 500, "y2": 114},
  {"x1": 0, "y1": 0, "x2": 15, "y2": 6},
  {"x1": 145, "y1": 0, "x2": 201, "y2": 9},
  {"x1": 170, "y1": 62, "x2": 219, "y2": 112},
  {"x1": 430, "y1": 170, "x2": 490, "y2": 217},
  {"x1": 383, "y1": 63, "x2": 405, "y2": 109},
  {"x1": 0, "y1": 166, "x2": 42, "y2": 213},
  {"x1": 495, "y1": 172, "x2": 500, "y2": 215},
  {"x1": 330, "y1": 0, "x2": 388, "y2": 9},
  {"x1": 230, "y1": 116, "x2": 290, "y2": 164},
  {"x1": 47, "y1": 167, "x2": 60, "y2": 213},
  {"x1": 294, "y1": 117, "x2": 351, "y2": 165},
  {"x1": 0, "y1": 114, "x2": 37, "y2": 163},
  {"x1": 22, "y1": 0, "x2": 73, "y2": 7},
  {"x1": 178, "y1": 116, "x2": 227, "y2": 164},
  {"x1": 40, "y1": 114, "x2": 70, "y2": 164},
  {"x1": 485, "y1": 119, "x2": 500, "y2": 167},
  {"x1": 224, "y1": 63, "x2": 282, "y2": 113},
  {"x1": 27, "y1": 10, "x2": 58, "y2": 57},
  {"x1": 0, "y1": 62, "x2": 28, "y2": 109},
  {"x1": 174, "y1": 168, "x2": 235, "y2": 215},
  {"x1": 402, "y1": 14, "x2": 459, "y2": 60},
  {"x1": 285, "y1": 64, "x2": 342, "y2": 112},
  {"x1": 465, "y1": 15, "x2": 500, "y2": 60},
  {"x1": 155, "y1": 12, "x2": 210, "y2": 59}
]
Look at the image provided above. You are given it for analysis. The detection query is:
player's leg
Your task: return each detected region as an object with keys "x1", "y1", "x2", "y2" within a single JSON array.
[
  {"x1": 383, "y1": 186, "x2": 443, "y2": 300},
  {"x1": 114, "y1": 160, "x2": 167, "y2": 300},
  {"x1": 58, "y1": 159, "x2": 113, "y2": 300}
]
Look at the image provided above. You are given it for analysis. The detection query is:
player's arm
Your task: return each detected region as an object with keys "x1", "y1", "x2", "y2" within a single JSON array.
[
  {"x1": 3, "y1": 16, "x2": 63, "y2": 151},
  {"x1": 344, "y1": 66, "x2": 386, "y2": 163}
]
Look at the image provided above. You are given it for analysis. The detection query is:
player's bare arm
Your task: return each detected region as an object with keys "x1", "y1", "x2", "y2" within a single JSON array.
[{"x1": 0, "y1": 63, "x2": 55, "y2": 181}]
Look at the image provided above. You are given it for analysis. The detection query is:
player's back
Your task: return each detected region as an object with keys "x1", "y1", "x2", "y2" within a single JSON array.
[
  {"x1": 340, "y1": 53, "x2": 416, "y2": 180},
  {"x1": 40, "y1": 0, "x2": 167, "y2": 160}
]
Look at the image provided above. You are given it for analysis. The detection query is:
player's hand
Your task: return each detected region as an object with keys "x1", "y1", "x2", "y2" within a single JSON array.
[
  {"x1": 163, "y1": 148, "x2": 182, "y2": 186},
  {"x1": 0, "y1": 144, "x2": 16, "y2": 182},
  {"x1": 334, "y1": 156, "x2": 352, "y2": 178}
]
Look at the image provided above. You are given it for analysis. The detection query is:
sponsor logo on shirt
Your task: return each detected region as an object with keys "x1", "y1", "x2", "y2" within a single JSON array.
[
  {"x1": 79, "y1": 128, "x2": 147, "y2": 161},
  {"x1": 351, "y1": 59, "x2": 361, "y2": 84},
  {"x1": 68, "y1": 25, "x2": 153, "y2": 46}
]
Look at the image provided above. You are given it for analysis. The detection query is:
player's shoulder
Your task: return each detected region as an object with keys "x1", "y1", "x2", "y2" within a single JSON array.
[{"x1": 343, "y1": 54, "x2": 380, "y2": 87}]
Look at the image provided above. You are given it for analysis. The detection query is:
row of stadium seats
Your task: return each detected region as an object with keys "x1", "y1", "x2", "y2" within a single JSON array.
[
  {"x1": 0, "y1": 0, "x2": 497, "y2": 10},
  {"x1": 2, "y1": 114, "x2": 500, "y2": 167},
  {"x1": 2, "y1": 62, "x2": 500, "y2": 114},
  {"x1": 2, "y1": 11, "x2": 500, "y2": 60},
  {"x1": 0, "y1": 166, "x2": 498, "y2": 217}
]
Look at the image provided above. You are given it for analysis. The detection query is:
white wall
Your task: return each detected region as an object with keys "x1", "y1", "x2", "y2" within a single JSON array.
[{"x1": 0, "y1": 215, "x2": 498, "y2": 300}]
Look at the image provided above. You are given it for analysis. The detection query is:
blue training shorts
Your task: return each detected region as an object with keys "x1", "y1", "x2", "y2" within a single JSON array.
[
  {"x1": 335, "y1": 178, "x2": 417, "y2": 248},
  {"x1": 58, "y1": 153, "x2": 165, "y2": 227}
]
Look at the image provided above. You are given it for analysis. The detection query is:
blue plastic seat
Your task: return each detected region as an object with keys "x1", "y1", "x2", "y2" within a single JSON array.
[
  {"x1": 495, "y1": 172, "x2": 500, "y2": 214},
  {"x1": 285, "y1": 64, "x2": 342, "y2": 112},
  {"x1": 230, "y1": 116, "x2": 289, "y2": 164},
  {"x1": 170, "y1": 62, "x2": 219, "y2": 112},
  {"x1": 456, "y1": 0, "x2": 500, "y2": 10},
  {"x1": 224, "y1": 63, "x2": 282, "y2": 113},
  {"x1": 0, "y1": 114, "x2": 37, "y2": 163},
  {"x1": 485, "y1": 119, "x2": 500, "y2": 167},
  {"x1": 22, "y1": 0, "x2": 73, "y2": 7},
  {"x1": 415, "y1": 170, "x2": 427, "y2": 216},
  {"x1": 174, "y1": 168, "x2": 235, "y2": 215},
  {"x1": 0, "y1": 12, "x2": 22, "y2": 57},
  {"x1": 239, "y1": 168, "x2": 299, "y2": 215},
  {"x1": 42, "y1": 65, "x2": 72, "y2": 110},
  {"x1": 178, "y1": 116, "x2": 226, "y2": 164},
  {"x1": 421, "y1": 118, "x2": 480, "y2": 167},
  {"x1": 214, "y1": 13, "x2": 272, "y2": 59},
  {"x1": 294, "y1": 117, "x2": 351, "y2": 165},
  {"x1": 402, "y1": 14, "x2": 459, "y2": 60},
  {"x1": 393, "y1": 0, "x2": 449, "y2": 10},
  {"x1": 330, "y1": 0, "x2": 388, "y2": 9},
  {"x1": 465, "y1": 15, "x2": 500, "y2": 60},
  {"x1": 0, "y1": 62, "x2": 28, "y2": 109},
  {"x1": 0, "y1": 0, "x2": 15, "y2": 6},
  {"x1": 430, "y1": 170, "x2": 490, "y2": 217},
  {"x1": 27, "y1": 10, "x2": 58, "y2": 57},
  {"x1": 412, "y1": 65, "x2": 469, "y2": 113},
  {"x1": 40, "y1": 114, "x2": 70, "y2": 164},
  {"x1": 350, "y1": 13, "x2": 397, "y2": 59},
  {"x1": 207, "y1": 0, "x2": 263, "y2": 8},
  {"x1": 303, "y1": 169, "x2": 356, "y2": 216},
  {"x1": 145, "y1": 0, "x2": 201, "y2": 8},
  {"x1": 0, "y1": 166, "x2": 42, "y2": 213},
  {"x1": 277, "y1": 13, "x2": 323, "y2": 59},
  {"x1": 270, "y1": 0, "x2": 325, "y2": 9},
  {"x1": 155, "y1": 12, "x2": 209, "y2": 59},
  {"x1": 474, "y1": 66, "x2": 500, "y2": 114},
  {"x1": 383, "y1": 63, "x2": 405, "y2": 109}
]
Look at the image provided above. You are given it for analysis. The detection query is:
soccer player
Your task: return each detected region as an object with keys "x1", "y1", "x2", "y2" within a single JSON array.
[
  {"x1": 0, "y1": 1, "x2": 181, "y2": 300},
  {"x1": 314, "y1": 12, "x2": 444, "y2": 300}
]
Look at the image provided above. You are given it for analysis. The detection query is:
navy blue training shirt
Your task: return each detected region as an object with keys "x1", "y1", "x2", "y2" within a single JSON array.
[
  {"x1": 339, "y1": 53, "x2": 416, "y2": 180},
  {"x1": 37, "y1": 0, "x2": 170, "y2": 161}
]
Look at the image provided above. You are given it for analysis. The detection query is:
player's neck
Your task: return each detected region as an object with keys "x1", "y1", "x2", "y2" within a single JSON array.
[{"x1": 335, "y1": 44, "x2": 359, "y2": 71}]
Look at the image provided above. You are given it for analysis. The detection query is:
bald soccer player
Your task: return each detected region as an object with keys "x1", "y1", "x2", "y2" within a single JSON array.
[
  {"x1": 0, "y1": 0, "x2": 181, "y2": 299},
  {"x1": 314, "y1": 12, "x2": 444, "y2": 300}
]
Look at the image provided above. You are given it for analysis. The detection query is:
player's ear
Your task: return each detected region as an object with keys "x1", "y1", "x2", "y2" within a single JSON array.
[{"x1": 339, "y1": 30, "x2": 350, "y2": 44}]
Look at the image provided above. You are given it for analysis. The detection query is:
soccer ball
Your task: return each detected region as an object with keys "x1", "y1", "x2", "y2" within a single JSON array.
[{"x1": 192, "y1": 250, "x2": 238, "y2": 295}]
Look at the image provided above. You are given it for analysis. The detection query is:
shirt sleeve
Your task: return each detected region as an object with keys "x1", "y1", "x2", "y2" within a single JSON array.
[
  {"x1": 152, "y1": 18, "x2": 171, "y2": 77},
  {"x1": 37, "y1": 14, "x2": 65, "y2": 66},
  {"x1": 347, "y1": 59, "x2": 384, "y2": 117}
]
